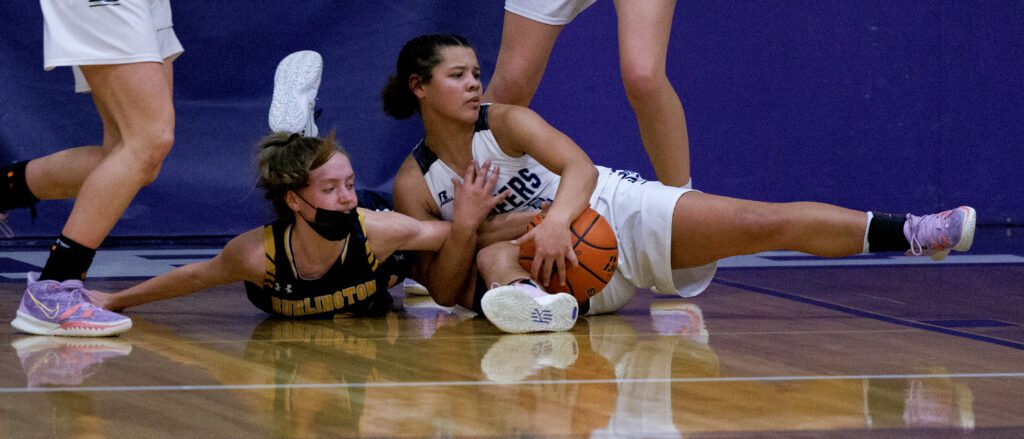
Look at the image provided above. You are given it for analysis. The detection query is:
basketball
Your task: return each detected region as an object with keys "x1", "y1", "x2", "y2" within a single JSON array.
[{"x1": 518, "y1": 207, "x2": 618, "y2": 303}]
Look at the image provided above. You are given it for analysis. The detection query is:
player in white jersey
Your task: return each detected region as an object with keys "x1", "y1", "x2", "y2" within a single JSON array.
[
  {"x1": 380, "y1": 34, "x2": 976, "y2": 334},
  {"x1": 4, "y1": 0, "x2": 182, "y2": 336}
]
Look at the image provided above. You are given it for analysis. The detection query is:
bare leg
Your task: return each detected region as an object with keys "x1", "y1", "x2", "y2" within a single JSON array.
[
  {"x1": 24, "y1": 84, "x2": 121, "y2": 200},
  {"x1": 671, "y1": 192, "x2": 867, "y2": 269},
  {"x1": 61, "y1": 61, "x2": 174, "y2": 248},
  {"x1": 482, "y1": 11, "x2": 564, "y2": 106},
  {"x1": 476, "y1": 241, "x2": 534, "y2": 288},
  {"x1": 25, "y1": 58, "x2": 174, "y2": 202},
  {"x1": 23, "y1": 147, "x2": 106, "y2": 200},
  {"x1": 613, "y1": 0, "x2": 691, "y2": 187}
]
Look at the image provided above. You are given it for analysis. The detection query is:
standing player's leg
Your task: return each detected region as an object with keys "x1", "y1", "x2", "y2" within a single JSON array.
[
  {"x1": 11, "y1": 0, "x2": 181, "y2": 336},
  {"x1": 482, "y1": 11, "x2": 565, "y2": 106},
  {"x1": 21, "y1": 86, "x2": 125, "y2": 201},
  {"x1": 59, "y1": 62, "x2": 174, "y2": 250},
  {"x1": 613, "y1": 0, "x2": 691, "y2": 188},
  {"x1": 669, "y1": 192, "x2": 976, "y2": 269},
  {"x1": 12, "y1": 61, "x2": 174, "y2": 337},
  {"x1": 0, "y1": 90, "x2": 117, "y2": 236}
]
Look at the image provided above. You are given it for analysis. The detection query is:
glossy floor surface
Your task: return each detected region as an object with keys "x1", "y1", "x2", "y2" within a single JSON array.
[{"x1": 1, "y1": 227, "x2": 1023, "y2": 437}]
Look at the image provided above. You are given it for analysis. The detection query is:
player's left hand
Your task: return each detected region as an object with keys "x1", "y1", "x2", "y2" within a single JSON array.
[{"x1": 513, "y1": 217, "x2": 579, "y2": 288}]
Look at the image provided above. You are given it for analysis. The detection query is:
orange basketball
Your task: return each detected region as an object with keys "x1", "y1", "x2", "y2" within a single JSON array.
[{"x1": 518, "y1": 207, "x2": 618, "y2": 303}]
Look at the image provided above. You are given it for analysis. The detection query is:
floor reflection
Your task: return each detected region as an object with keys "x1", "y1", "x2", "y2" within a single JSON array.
[
  {"x1": 2, "y1": 294, "x2": 983, "y2": 436},
  {"x1": 12, "y1": 336, "x2": 133, "y2": 388}
]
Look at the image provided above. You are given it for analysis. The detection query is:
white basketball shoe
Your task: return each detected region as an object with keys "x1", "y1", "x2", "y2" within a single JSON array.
[
  {"x1": 269, "y1": 50, "x2": 322, "y2": 136},
  {"x1": 481, "y1": 282, "x2": 578, "y2": 334}
]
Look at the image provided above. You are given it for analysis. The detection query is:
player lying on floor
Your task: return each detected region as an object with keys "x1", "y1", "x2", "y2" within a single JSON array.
[{"x1": 87, "y1": 132, "x2": 458, "y2": 318}]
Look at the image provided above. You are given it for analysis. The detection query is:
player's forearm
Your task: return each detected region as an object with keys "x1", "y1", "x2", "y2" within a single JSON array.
[
  {"x1": 110, "y1": 261, "x2": 230, "y2": 310},
  {"x1": 477, "y1": 212, "x2": 534, "y2": 248},
  {"x1": 548, "y1": 164, "x2": 597, "y2": 224},
  {"x1": 423, "y1": 224, "x2": 479, "y2": 306}
]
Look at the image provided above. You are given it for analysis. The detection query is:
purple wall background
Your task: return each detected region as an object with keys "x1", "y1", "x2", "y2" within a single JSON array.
[{"x1": 1, "y1": 1, "x2": 1021, "y2": 238}]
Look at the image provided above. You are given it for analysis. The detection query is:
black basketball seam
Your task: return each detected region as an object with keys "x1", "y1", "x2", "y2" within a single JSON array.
[
  {"x1": 574, "y1": 213, "x2": 600, "y2": 247},
  {"x1": 578, "y1": 240, "x2": 618, "y2": 251},
  {"x1": 577, "y1": 261, "x2": 612, "y2": 292},
  {"x1": 578, "y1": 214, "x2": 617, "y2": 250}
]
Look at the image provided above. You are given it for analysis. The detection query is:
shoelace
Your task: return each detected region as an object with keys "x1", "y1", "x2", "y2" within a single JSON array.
[{"x1": 906, "y1": 211, "x2": 953, "y2": 256}]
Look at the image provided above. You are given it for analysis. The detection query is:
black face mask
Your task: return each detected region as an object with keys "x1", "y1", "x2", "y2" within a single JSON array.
[{"x1": 294, "y1": 192, "x2": 360, "y2": 241}]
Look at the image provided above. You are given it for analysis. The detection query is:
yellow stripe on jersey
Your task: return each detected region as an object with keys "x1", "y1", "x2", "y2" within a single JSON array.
[
  {"x1": 283, "y1": 223, "x2": 299, "y2": 280},
  {"x1": 263, "y1": 224, "x2": 277, "y2": 288},
  {"x1": 357, "y1": 209, "x2": 381, "y2": 271}
]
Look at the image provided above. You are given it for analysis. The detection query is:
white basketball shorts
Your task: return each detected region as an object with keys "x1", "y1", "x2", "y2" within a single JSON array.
[
  {"x1": 586, "y1": 168, "x2": 717, "y2": 315},
  {"x1": 505, "y1": 0, "x2": 598, "y2": 25},
  {"x1": 40, "y1": 0, "x2": 183, "y2": 93}
]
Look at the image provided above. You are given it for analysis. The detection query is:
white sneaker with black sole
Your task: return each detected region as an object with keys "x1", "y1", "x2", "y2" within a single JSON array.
[
  {"x1": 269, "y1": 50, "x2": 322, "y2": 136},
  {"x1": 481, "y1": 283, "x2": 578, "y2": 334}
]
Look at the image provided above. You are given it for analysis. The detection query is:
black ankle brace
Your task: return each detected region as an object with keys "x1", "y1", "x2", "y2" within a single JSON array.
[
  {"x1": 1, "y1": 161, "x2": 39, "y2": 215},
  {"x1": 39, "y1": 235, "x2": 96, "y2": 282},
  {"x1": 867, "y1": 211, "x2": 910, "y2": 253}
]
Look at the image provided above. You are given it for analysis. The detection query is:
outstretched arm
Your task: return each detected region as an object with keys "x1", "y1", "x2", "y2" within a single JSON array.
[
  {"x1": 87, "y1": 229, "x2": 265, "y2": 311},
  {"x1": 361, "y1": 208, "x2": 451, "y2": 260}
]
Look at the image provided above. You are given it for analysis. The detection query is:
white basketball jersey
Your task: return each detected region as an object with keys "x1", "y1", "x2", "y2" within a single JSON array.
[
  {"x1": 411, "y1": 105, "x2": 609, "y2": 220},
  {"x1": 408, "y1": 104, "x2": 716, "y2": 314}
]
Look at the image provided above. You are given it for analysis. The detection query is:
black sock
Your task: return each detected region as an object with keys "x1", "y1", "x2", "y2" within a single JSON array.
[
  {"x1": 867, "y1": 212, "x2": 910, "y2": 253},
  {"x1": 509, "y1": 278, "x2": 538, "y2": 288},
  {"x1": 39, "y1": 235, "x2": 96, "y2": 282},
  {"x1": 1, "y1": 161, "x2": 40, "y2": 212}
]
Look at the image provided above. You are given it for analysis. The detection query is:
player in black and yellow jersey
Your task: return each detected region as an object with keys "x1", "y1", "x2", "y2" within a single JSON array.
[{"x1": 87, "y1": 131, "x2": 507, "y2": 318}]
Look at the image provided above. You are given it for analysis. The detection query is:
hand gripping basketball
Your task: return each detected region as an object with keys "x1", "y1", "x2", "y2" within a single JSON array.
[{"x1": 517, "y1": 207, "x2": 618, "y2": 303}]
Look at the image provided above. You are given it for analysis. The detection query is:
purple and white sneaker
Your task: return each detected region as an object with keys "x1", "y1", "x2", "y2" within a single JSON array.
[
  {"x1": 481, "y1": 282, "x2": 578, "y2": 334},
  {"x1": 905, "y1": 206, "x2": 976, "y2": 261},
  {"x1": 11, "y1": 272, "x2": 132, "y2": 337}
]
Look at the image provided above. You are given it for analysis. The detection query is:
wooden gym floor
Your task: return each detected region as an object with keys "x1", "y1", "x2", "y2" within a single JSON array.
[{"x1": 1, "y1": 226, "x2": 1023, "y2": 437}]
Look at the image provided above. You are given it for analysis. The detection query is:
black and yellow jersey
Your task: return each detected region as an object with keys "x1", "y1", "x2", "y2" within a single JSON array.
[{"x1": 244, "y1": 212, "x2": 395, "y2": 318}]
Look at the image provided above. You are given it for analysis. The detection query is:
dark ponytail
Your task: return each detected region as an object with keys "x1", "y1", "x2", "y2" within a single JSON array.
[{"x1": 381, "y1": 34, "x2": 473, "y2": 119}]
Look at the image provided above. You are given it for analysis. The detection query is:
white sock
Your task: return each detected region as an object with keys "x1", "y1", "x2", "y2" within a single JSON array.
[
  {"x1": 512, "y1": 280, "x2": 548, "y2": 298},
  {"x1": 862, "y1": 211, "x2": 874, "y2": 254}
]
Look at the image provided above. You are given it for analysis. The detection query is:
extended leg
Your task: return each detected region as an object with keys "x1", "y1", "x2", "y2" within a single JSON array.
[{"x1": 670, "y1": 192, "x2": 975, "y2": 268}]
